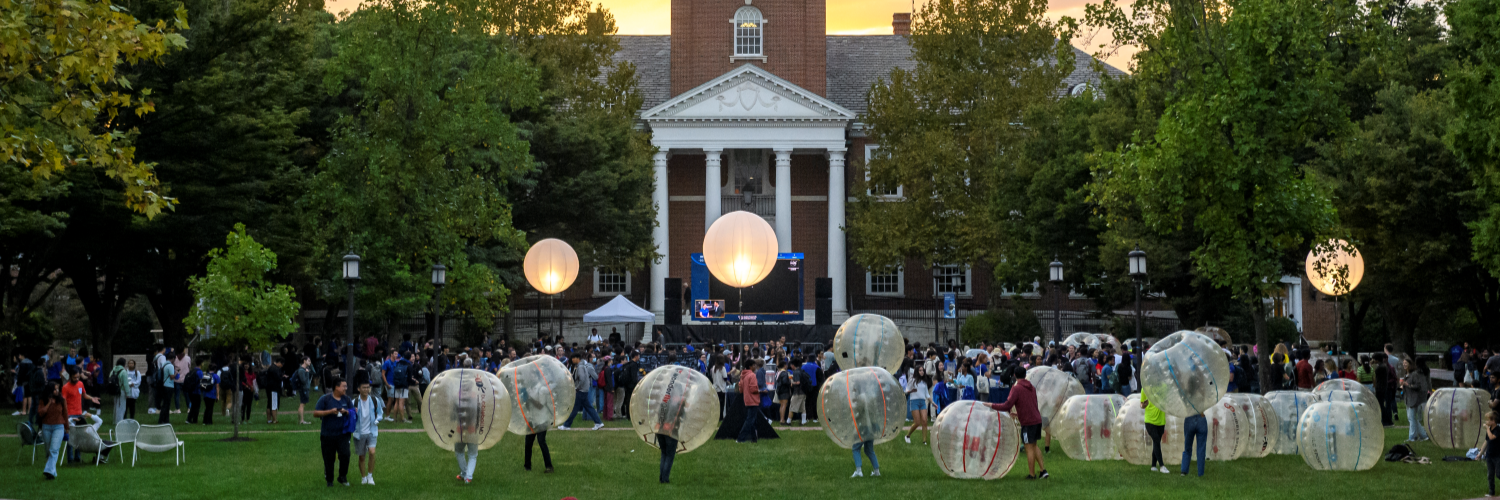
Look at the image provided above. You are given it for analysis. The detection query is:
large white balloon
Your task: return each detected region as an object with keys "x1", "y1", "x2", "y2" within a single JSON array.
[
  {"x1": 1141, "y1": 331, "x2": 1231, "y2": 418},
  {"x1": 818, "y1": 367, "x2": 906, "y2": 448},
  {"x1": 421, "y1": 368, "x2": 513, "y2": 451},
  {"x1": 930, "y1": 401, "x2": 1022, "y2": 480},
  {"x1": 497, "y1": 355, "x2": 576, "y2": 435},
  {"x1": 1426, "y1": 388, "x2": 1491, "y2": 450},
  {"x1": 1298, "y1": 401, "x2": 1383, "y2": 471},
  {"x1": 832, "y1": 314, "x2": 905, "y2": 374},
  {"x1": 629, "y1": 365, "x2": 721, "y2": 454},
  {"x1": 1052, "y1": 394, "x2": 1126, "y2": 461},
  {"x1": 1114, "y1": 394, "x2": 1185, "y2": 466},
  {"x1": 702, "y1": 211, "x2": 779, "y2": 288}
]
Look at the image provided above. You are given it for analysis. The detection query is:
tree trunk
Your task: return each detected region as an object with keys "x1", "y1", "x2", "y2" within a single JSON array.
[
  {"x1": 146, "y1": 287, "x2": 192, "y2": 350},
  {"x1": 1252, "y1": 299, "x2": 1272, "y2": 394},
  {"x1": 1344, "y1": 300, "x2": 1371, "y2": 353},
  {"x1": 61, "y1": 257, "x2": 130, "y2": 365},
  {"x1": 1380, "y1": 298, "x2": 1426, "y2": 356}
]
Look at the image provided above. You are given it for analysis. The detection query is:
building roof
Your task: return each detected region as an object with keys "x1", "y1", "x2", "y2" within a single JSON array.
[{"x1": 612, "y1": 35, "x2": 1127, "y2": 118}]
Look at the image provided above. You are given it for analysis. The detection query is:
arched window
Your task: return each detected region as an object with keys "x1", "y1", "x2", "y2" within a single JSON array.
[{"x1": 733, "y1": 6, "x2": 763, "y2": 57}]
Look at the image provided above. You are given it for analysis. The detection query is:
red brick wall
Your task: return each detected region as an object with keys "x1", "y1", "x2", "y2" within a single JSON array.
[
  {"x1": 671, "y1": 0, "x2": 827, "y2": 97},
  {"x1": 1302, "y1": 276, "x2": 1337, "y2": 341}
]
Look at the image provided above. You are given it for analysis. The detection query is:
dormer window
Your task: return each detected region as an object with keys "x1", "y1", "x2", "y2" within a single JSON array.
[{"x1": 733, "y1": 6, "x2": 764, "y2": 60}]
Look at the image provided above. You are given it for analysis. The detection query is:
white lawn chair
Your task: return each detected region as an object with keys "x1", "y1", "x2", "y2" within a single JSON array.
[
  {"x1": 15, "y1": 422, "x2": 45, "y2": 464},
  {"x1": 114, "y1": 419, "x2": 140, "y2": 445},
  {"x1": 132, "y1": 424, "x2": 185, "y2": 466},
  {"x1": 69, "y1": 425, "x2": 122, "y2": 466}
]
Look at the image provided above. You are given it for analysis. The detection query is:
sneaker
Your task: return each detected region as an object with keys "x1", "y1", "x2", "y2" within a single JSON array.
[
  {"x1": 592, "y1": 423, "x2": 604, "y2": 430},
  {"x1": 384, "y1": 417, "x2": 394, "y2": 422},
  {"x1": 367, "y1": 475, "x2": 374, "y2": 486},
  {"x1": 904, "y1": 436, "x2": 911, "y2": 444},
  {"x1": 463, "y1": 478, "x2": 471, "y2": 484},
  {"x1": 340, "y1": 481, "x2": 350, "y2": 486},
  {"x1": 544, "y1": 467, "x2": 553, "y2": 473},
  {"x1": 851, "y1": 470, "x2": 863, "y2": 478},
  {"x1": 1160, "y1": 467, "x2": 1169, "y2": 474},
  {"x1": 558, "y1": 426, "x2": 570, "y2": 430},
  {"x1": 871, "y1": 470, "x2": 881, "y2": 477},
  {"x1": 1024, "y1": 475, "x2": 1035, "y2": 480},
  {"x1": 457, "y1": 475, "x2": 464, "y2": 482},
  {"x1": 10, "y1": 411, "x2": 20, "y2": 416},
  {"x1": 148, "y1": 408, "x2": 159, "y2": 414},
  {"x1": 1039, "y1": 470, "x2": 1049, "y2": 479}
]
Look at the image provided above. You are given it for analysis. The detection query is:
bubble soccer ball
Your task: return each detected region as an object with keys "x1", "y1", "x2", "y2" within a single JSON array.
[
  {"x1": 1313, "y1": 378, "x2": 1377, "y2": 409},
  {"x1": 1093, "y1": 334, "x2": 1123, "y2": 352},
  {"x1": 832, "y1": 314, "x2": 905, "y2": 374},
  {"x1": 421, "y1": 368, "x2": 513, "y2": 451},
  {"x1": 1298, "y1": 401, "x2": 1383, "y2": 471},
  {"x1": 1224, "y1": 393, "x2": 1280, "y2": 458},
  {"x1": 1204, "y1": 397, "x2": 1251, "y2": 461},
  {"x1": 1063, "y1": 332, "x2": 1102, "y2": 351},
  {"x1": 1265, "y1": 391, "x2": 1323, "y2": 455},
  {"x1": 1141, "y1": 331, "x2": 1231, "y2": 418},
  {"x1": 629, "y1": 365, "x2": 721, "y2": 454},
  {"x1": 1193, "y1": 326, "x2": 1232, "y2": 347},
  {"x1": 1052, "y1": 394, "x2": 1126, "y2": 461},
  {"x1": 497, "y1": 355, "x2": 576, "y2": 435},
  {"x1": 1025, "y1": 366, "x2": 1085, "y2": 429},
  {"x1": 1318, "y1": 389, "x2": 1379, "y2": 412},
  {"x1": 818, "y1": 367, "x2": 907, "y2": 448},
  {"x1": 1114, "y1": 394, "x2": 1185, "y2": 466},
  {"x1": 929, "y1": 401, "x2": 1021, "y2": 480},
  {"x1": 1427, "y1": 388, "x2": 1491, "y2": 450}
]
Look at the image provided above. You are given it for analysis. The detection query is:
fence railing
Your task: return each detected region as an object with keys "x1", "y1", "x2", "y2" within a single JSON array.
[{"x1": 722, "y1": 194, "x2": 775, "y2": 218}]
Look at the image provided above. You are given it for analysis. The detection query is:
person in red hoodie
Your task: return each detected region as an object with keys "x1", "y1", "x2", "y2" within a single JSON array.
[{"x1": 988, "y1": 365, "x2": 1047, "y2": 479}]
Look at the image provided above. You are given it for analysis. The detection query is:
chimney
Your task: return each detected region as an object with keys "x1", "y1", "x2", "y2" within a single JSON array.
[{"x1": 893, "y1": 13, "x2": 911, "y2": 36}]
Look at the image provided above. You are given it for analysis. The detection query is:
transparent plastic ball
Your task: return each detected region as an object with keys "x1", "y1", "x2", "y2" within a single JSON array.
[
  {"x1": 832, "y1": 314, "x2": 905, "y2": 374},
  {"x1": 1141, "y1": 331, "x2": 1231, "y2": 418},
  {"x1": 1224, "y1": 393, "x2": 1280, "y2": 458},
  {"x1": 1114, "y1": 394, "x2": 1185, "y2": 466},
  {"x1": 1298, "y1": 401, "x2": 1383, "y2": 471},
  {"x1": 421, "y1": 368, "x2": 513, "y2": 451},
  {"x1": 1093, "y1": 334, "x2": 1123, "y2": 352},
  {"x1": 1265, "y1": 391, "x2": 1323, "y2": 455},
  {"x1": 817, "y1": 367, "x2": 906, "y2": 448},
  {"x1": 629, "y1": 365, "x2": 721, "y2": 454},
  {"x1": 1063, "y1": 332, "x2": 1102, "y2": 351},
  {"x1": 1204, "y1": 396, "x2": 1251, "y2": 461},
  {"x1": 1052, "y1": 394, "x2": 1127, "y2": 461},
  {"x1": 1025, "y1": 366, "x2": 1086, "y2": 429},
  {"x1": 1318, "y1": 389, "x2": 1379, "y2": 411},
  {"x1": 1426, "y1": 388, "x2": 1491, "y2": 450},
  {"x1": 496, "y1": 355, "x2": 576, "y2": 435},
  {"x1": 929, "y1": 401, "x2": 1021, "y2": 480}
]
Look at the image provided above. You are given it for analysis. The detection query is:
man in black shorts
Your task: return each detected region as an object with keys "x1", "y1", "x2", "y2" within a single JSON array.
[{"x1": 989, "y1": 365, "x2": 1047, "y2": 479}]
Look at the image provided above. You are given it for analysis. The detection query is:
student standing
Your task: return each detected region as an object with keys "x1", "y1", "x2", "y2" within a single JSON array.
[
  {"x1": 988, "y1": 366, "x2": 1047, "y2": 479},
  {"x1": 1141, "y1": 390, "x2": 1168, "y2": 473},
  {"x1": 125, "y1": 360, "x2": 141, "y2": 420},
  {"x1": 294, "y1": 356, "x2": 314, "y2": 425},
  {"x1": 353, "y1": 380, "x2": 383, "y2": 485},
  {"x1": 265, "y1": 357, "x2": 284, "y2": 424},
  {"x1": 1485, "y1": 411, "x2": 1499, "y2": 497},
  {"x1": 313, "y1": 378, "x2": 354, "y2": 487},
  {"x1": 183, "y1": 363, "x2": 202, "y2": 424},
  {"x1": 904, "y1": 368, "x2": 931, "y2": 445},
  {"x1": 110, "y1": 359, "x2": 129, "y2": 423},
  {"x1": 61, "y1": 369, "x2": 99, "y2": 463},
  {"x1": 737, "y1": 359, "x2": 763, "y2": 443},
  {"x1": 1400, "y1": 358, "x2": 1431, "y2": 442},
  {"x1": 200, "y1": 363, "x2": 219, "y2": 425},
  {"x1": 1180, "y1": 413, "x2": 1208, "y2": 477},
  {"x1": 157, "y1": 356, "x2": 176, "y2": 424}
]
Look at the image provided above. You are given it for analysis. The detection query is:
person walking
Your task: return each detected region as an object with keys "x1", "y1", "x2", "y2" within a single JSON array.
[
  {"x1": 314, "y1": 377, "x2": 354, "y2": 486},
  {"x1": 737, "y1": 359, "x2": 763, "y2": 443},
  {"x1": 904, "y1": 368, "x2": 931, "y2": 445},
  {"x1": 1180, "y1": 412, "x2": 1208, "y2": 477},
  {"x1": 1401, "y1": 358, "x2": 1431, "y2": 442},
  {"x1": 560, "y1": 353, "x2": 604, "y2": 430},
  {"x1": 200, "y1": 362, "x2": 219, "y2": 425},
  {"x1": 989, "y1": 365, "x2": 1047, "y2": 479},
  {"x1": 353, "y1": 379, "x2": 383, "y2": 485},
  {"x1": 36, "y1": 381, "x2": 66, "y2": 480},
  {"x1": 1141, "y1": 390, "x2": 1169, "y2": 473}
]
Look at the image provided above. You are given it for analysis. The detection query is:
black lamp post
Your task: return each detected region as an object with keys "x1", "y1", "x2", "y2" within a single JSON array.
[
  {"x1": 1128, "y1": 245, "x2": 1147, "y2": 366},
  {"x1": 432, "y1": 263, "x2": 447, "y2": 344},
  {"x1": 1050, "y1": 256, "x2": 1064, "y2": 344},
  {"x1": 342, "y1": 251, "x2": 361, "y2": 381}
]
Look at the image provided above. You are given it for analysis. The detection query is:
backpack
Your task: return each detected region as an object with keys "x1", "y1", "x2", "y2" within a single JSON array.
[
  {"x1": 145, "y1": 356, "x2": 160, "y2": 388},
  {"x1": 1384, "y1": 444, "x2": 1414, "y2": 462},
  {"x1": 198, "y1": 370, "x2": 214, "y2": 393},
  {"x1": 391, "y1": 361, "x2": 410, "y2": 389},
  {"x1": 799, "y1": 369, "x2": 816, "y2": 396},
  {"x1": 183, "y1": 369, "x2": 201, "y2": 394}
]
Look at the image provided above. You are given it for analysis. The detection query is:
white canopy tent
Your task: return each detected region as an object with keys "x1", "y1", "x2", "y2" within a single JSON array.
[{"x1": 582, "y1": 295, "x2": 656, "y2": 342}]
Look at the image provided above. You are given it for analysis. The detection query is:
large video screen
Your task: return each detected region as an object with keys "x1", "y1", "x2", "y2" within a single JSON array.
[{"x1": 689, "y1": 253, "x2": 804, "y2": 322}]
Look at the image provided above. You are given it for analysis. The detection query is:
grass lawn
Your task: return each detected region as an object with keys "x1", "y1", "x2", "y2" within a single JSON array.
[{"x1": 0, "y1": 400, "x2": 1487, "y2": 500}]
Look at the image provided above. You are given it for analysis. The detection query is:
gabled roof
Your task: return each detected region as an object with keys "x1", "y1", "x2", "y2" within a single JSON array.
[{"x1": 640, "y1": 63, "x2": 856, "y2": 123}]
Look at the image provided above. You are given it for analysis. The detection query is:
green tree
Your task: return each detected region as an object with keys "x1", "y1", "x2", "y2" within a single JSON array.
[
  {"x1": 307, "y1": 0, "x2": 541, "y2": 333},
  {"x1": 1449, "y1": 0, "x2": 1500, "y2": 283},
  {"x1": 848, "y1": 0, "x2": 1078, "y2": 272},
  {"x1": 186, "y1": 223, "x2": 299, "y2": 439},
  {"x1": 1088, "y1": 0, "x2": 1346, "y2": 389},
  {"x1": 1, "y1": 0, "x2": 188, "y2": 221}
]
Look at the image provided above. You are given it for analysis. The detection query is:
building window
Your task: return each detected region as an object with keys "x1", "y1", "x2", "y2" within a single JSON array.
[
  {"x1": 934, "y1": 264, "x2": 972, "y2": 297},
  {"x1": 593, "y1": 268, "x2": 631, "y2": 296},
  {"x1": 864, "y1": 144, "x2": 902, "y2": 198},
  {"x1": 733, "y1": 6, "x2": 763, "y2": 57},
  {"x1": 866, "y1": 267, "x2": 903, "y2": 297}
]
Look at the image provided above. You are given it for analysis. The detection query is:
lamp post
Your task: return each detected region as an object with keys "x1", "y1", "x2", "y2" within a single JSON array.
[
  {"x1": 432, "y1": 263, "x2": 447, "y2": 344},
  {"x1": 1050, "y1": 256, "x2": 1064, "y2": 344},
  {"x1": 1128, "y1": 245, "x2": 1147, "y2": 368},
  {"x1": 342, "y1": 251, "x2": 361, "y2": 381}
]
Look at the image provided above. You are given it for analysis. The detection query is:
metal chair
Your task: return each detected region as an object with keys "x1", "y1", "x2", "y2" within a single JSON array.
[
  {"x1": 69, "y1": 424, "x2": 122, "y2": 466},
  {"x1": 15, "y1": 422, "x2": 45, "y2": 464},
  {"x1": 114, "y1": 419, "x2": 141, "y2": 446},
  {"x1": 132, "y1": 424, "x2": 185, "y2": 466}
]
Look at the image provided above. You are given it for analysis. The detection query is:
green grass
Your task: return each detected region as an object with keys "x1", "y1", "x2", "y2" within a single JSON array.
[{"x1": 0, "y1": 402, "x2": 1487, "y2": 500}]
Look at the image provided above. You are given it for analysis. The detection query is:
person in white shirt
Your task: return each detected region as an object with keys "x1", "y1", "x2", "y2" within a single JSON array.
[
  {"x1": 904, "y1": 368, "x2": 932, "y2": 445},
  {"x1": 587, "y1": 329, "x2": 603, "y2": 345},
  {"x1": 354, "y1": 380, "x2": 384, "y2": 485}
]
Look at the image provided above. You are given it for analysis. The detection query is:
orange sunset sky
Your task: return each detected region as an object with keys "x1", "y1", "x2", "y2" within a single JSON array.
[{"x1": 322, "y1": 0, "x2": 1134, "y2": 70}]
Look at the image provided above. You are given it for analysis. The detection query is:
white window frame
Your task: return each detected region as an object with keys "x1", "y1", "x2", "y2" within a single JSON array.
[
  {"x1": 865, "y1": 267, "x2": 904, "y2": 297},
  {"x1": 731, "y1": 7, "x2": 765, "y2": 60},
  {"x1": 864, "y1": 144, "x2": 903, "y2": 199},
  {"x1": 592, "y1": 267, "x2": 631, "y2": 297},
  {"x1": 933, "y1": 264, "x2": 973, "y2": 298}
]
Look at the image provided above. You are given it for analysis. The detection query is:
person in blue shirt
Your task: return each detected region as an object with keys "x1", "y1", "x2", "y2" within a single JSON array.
[
  {"x1": 199, "y1": 363, "x2": 219, "y2": 425},
  {"x1": 314, "y1": 378, "x2": 354, "y2": 487},
  {"x1": 801, "y1": 358, "x2": 820, "y2": 423}
]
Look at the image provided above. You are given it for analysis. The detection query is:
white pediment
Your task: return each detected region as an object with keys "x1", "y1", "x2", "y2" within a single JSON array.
[{"x1": 643, "y1": 64, "x2": 855, "y2": 123}]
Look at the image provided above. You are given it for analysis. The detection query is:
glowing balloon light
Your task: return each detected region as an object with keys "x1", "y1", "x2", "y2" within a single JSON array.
[
  {"x1": 524, "y1": 239, "x2": 579, "y2": 295},
  {"x1": 702, "y1": 211, "x2": 778, "y2": 288},
  {"x1": 1306, "y1": 239, "x2": 1364, "y2": 296}
]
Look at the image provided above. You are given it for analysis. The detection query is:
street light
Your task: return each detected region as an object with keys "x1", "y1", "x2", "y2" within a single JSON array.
[
  {"x1": 1050, "y1": 256, "x2": 1064, "y2": 344},
  {"x1": 432, "y1": 262, "x2": 447, "y2": 345},
  {"x1": 1128, "y1": 245, "x2": 1147, "y2": 369},
  {"x1": 342, "y1": 251, "x2": 361, "y2": 382}
]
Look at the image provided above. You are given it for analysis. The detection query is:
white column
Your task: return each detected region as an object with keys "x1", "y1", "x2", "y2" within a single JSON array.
[
  {"x1": 827, "y1": 149, "x2": 848, "y2": 317},
  {"x1": 704, "y1": 148, "x2": 723, "y2": 231},
  {"x1": 650, "y1": 150, "x2": 670, "y2": 322},
  {"x1": 774, "y1": 148, "x2": 792, "y2": 252}
]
